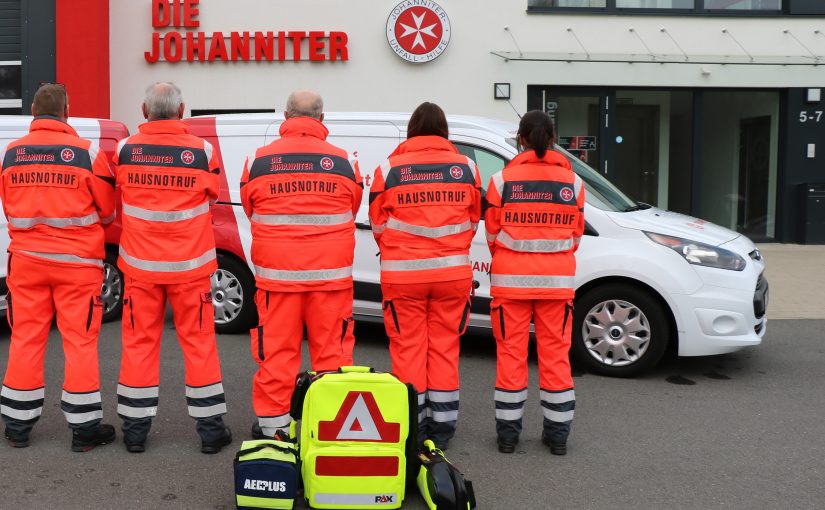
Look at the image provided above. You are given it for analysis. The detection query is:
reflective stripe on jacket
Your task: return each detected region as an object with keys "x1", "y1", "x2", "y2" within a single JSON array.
[
  {"x1": 240, "y1": 116, "x2": 363, "y2": 291},
  {"x1": 369, "y1": 136, "x2": 482, "y2": 284},
  {"x1": 484, "y1": 150, "x2": 585, "y2": 299},
  {"x1": 113, "y1": 120, "x2": 220, "y2": 283},
  {"x1": 0, "y1": 117, "x2": 115, "y2": 266}
]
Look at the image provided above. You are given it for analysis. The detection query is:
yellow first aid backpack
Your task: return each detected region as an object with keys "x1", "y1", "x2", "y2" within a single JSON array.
[{"x1": 290, "y1": 366, "x2": 417, "y2": 509}]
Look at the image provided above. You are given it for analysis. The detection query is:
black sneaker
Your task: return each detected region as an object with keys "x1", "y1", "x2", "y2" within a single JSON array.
[
  {"x1": 497, "y1": 436, "x2": 518, "y2": 454},
  {"x1": 71, "y1": 424, "x2": 116, "y2": 453},
  {"x1": 251, "y1": 422, "x2": 267, "y2": 440},
  {"x1": 5, "y1": 429, "x2": 30, "y2": 448},
  {"x1": 124, "y1": 437, "x2": 146, "y2": 453},
  {"x1": 541, "y1": 434, "x2": 567, "y2": 456},
  {"x1": 201, "y1": 426, "x2": 232, "y2": 454}
]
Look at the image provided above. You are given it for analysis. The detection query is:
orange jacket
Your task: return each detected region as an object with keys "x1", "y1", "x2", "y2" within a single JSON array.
[
  {"x1": 113, "y1": 120, "x2": 220, "y2": 283},
  {"x1": 369, "y1": 136, "x2": 482, "y2": 284},
  {"x1": 240, "y1": 116, "x2": 363, "y2": 292},
  {"x1": 484, "y1": 150, "x2": 585, "y2": 300},
  {"x1": 0, "y1": 117, "x2": 115, "y2": 266}
]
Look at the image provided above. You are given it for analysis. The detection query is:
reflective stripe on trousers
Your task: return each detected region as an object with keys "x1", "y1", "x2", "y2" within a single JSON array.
[
  {"x1": 494, "y1": 388, "x2": 527, "y2": 421},
  {"x1": 0, "y1": 385, "x2": 44, "y2": 422},
  {"x1": 540, "y1": 388, "x2": 575, "y2": 423},
  {"x1": 254, "y1": 265, "x2": 352, "y2": 282},
  {"x1": 119, "y1": 247, "x2": 216, "y2": 273},
  {"x1": 385, "y1": 217, "x2": 473, "y2": 238},
  {"x1": 251, "y1": 211, "x2": 353, "y2": 226},
  {"x1": 417, "y1": 392, "x2": 427, "y2": 424},
  {"x1": 122, "y1": 201, "x2": 209, "y2": 222},
  {"x1": 427, "y1": 389, "x2": 459, "y2": 423},
  {"x1": 186, "y1": 382, "x2": 227, "y2": 419},
  {"x1": 490, "y1": 274, "x2": 575, "y2": 289},
  {"x1": 8, "y1": 211, "x2": 100, "y2": 229},
  {"x1": 259, "y1": 414, "x2": 291, "y2": 436},
  {"x1": 496, "y1": 230, "x2": 578, "y2": 253},
  {"x1": 117, "y1": 384, "x2": 159, "y2": 420},
  {"x1": 380, "y1": 255, "x2": 469, "y2": 272},
  {"x1": 61, "y1": 390, "x2": 103, "y2": 425}
]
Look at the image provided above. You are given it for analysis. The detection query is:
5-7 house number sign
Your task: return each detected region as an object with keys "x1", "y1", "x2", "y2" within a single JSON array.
[{"x1": 799, "y1": 110, "x2": 823, "y2": 123}]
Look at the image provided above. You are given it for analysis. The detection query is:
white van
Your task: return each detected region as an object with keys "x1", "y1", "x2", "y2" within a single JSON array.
[
  {"x1": 0, "y1": 116, "x2": 130, "y2": 324},
  {"x1": 184, "y1": 112, "x2": 768, "y2": 377}
]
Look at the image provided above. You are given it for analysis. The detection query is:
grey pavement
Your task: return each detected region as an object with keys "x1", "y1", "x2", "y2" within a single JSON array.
[
  {"x1": 1, "y1": 315, "x2": 824, "y2": 509},
  {"x1": 757, "y1": 243, "x2": 825, "y2": 319}
]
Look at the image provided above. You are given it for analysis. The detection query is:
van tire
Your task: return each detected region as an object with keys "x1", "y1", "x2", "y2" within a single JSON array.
[
  {"x1": 571, "y1": 284, "x2": 669, "y2": 377},
  {"x1": 213, "y1": 253, "x2": 258, "y2": 334},
  {"x1": 101, "y1": 248, "x2": 124, "y2": 323}
]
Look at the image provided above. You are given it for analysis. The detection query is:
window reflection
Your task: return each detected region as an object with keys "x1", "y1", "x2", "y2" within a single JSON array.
[
  {"x1": 704, "y1": 0, "x2": 781, "y2": 10},
  {"x1": 617, "y1": 0, "x2": 694, "y2": 7},
  {"x1": 528, "y1": 0, "x2": 607, "y2": 7}
]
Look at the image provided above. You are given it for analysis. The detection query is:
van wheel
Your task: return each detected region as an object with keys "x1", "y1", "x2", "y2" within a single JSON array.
[
  {"x1": 101, "y1": 248, "x2": 123, "y2": 323},
  {"x1": 571, "y1": 284, "x2": 669, "y2": 377},
  {"x1": 212, "y1": 253, "x2": 257, "y2": 334}
]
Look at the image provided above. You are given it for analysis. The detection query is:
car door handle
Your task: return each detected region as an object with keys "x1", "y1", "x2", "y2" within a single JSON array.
[{"x1": 355, "y1": 222, "x2": 372, "y2": 230}]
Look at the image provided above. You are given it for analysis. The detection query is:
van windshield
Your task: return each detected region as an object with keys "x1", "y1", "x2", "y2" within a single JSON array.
[{"x1": 555, "y1": 146, "x2": 637, "y2": 212}]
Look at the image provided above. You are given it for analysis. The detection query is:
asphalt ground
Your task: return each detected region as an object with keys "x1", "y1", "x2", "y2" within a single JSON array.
[{"x1": 0, "y1": 316, "x2": 823, "y2": 510}]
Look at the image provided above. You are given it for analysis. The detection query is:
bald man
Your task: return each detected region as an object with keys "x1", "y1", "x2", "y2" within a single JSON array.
[{"x1": 240, "y1": 90, "x2": 362, "y2": 438}]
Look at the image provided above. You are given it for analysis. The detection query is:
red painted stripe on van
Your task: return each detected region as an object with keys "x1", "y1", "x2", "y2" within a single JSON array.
[
  {"x1": 315, "y1": 456, "x2": 399, "y2": 477},
  {"x1": 184, "y1": 116, "x2": 246, "y2": 260}
]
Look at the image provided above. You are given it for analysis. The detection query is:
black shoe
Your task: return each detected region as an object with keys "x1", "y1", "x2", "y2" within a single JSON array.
[
  {"x1": 201, "y1": 426, "x2": 232, "y2": 454},
  {"x1": 5, "y1": 429, "x2": 30, "y2": 448},
  {"x1": 497, "y1": 436, "x2": 518, "y2": 454},
  {"x1": 541, "y1": 435, "x2": 567, "y2": 456},
  {"x1": 251, "y1": 423, "x2": 267, "y2": 440},
  {"x1": 71, "y1": 424, "x2": 116, "y2": 453},
  {"x1": 124, "y1": 437, "x2": 146, "y2": 453}
]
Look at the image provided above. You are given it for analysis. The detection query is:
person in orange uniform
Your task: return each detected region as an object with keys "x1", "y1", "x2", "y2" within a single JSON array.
[
  {"x1": 241, "y1": 90, "x2": 362, "y2": 438},
  {"x1": 0, "y1": 84, "x2": 117, "y2": 451},
  {"x1": 113, "y1": 82, "x2": 231, "y2": 454},
  {"x1": 369, "y1": 102, "x2": 482, "y2": 449},
  {"x1": 485, "y1": 110, "x2": 585, "y2": 456}
]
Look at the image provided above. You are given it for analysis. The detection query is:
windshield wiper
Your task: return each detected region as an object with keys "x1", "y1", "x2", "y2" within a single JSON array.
[{"x1": 622, "y1": 203, "x2": 652, "y2": 212}]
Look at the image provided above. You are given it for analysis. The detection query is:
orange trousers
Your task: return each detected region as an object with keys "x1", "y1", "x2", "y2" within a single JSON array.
[
  {"x1": 381, "y1": 278, "x2": 471, "y2": 447},
  {"x1": 117, "y1": 276, "x2": 226, "y2": 442},
  {"x1": 491, "y1": 297, "x2": 575, "y2": 444},
  {"x1": 251, "y1": 288, "x2": 355, "y2": 436},
  {"x1": 1, "y1": 253, "x2": 104, "y2": 434}
]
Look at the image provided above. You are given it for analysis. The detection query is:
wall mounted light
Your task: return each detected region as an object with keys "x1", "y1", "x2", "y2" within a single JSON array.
[{"x1": 494, "y1": 83, "x2": 511, "y2": 100}]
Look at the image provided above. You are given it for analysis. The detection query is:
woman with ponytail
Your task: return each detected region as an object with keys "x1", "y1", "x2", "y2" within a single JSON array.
[{"x1": 484, "y1": 110, "x2": 585, "y2": 455}]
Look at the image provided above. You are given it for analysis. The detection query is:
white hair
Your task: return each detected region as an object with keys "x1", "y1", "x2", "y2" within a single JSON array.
[
  {"x1": 144, "y1": 82, "x2": 183, "y2": 120},
  {"x1": 285, "y1": 90, "x2": 323, "y2": 120}
]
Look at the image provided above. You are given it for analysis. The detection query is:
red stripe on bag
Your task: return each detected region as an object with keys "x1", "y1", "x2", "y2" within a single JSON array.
[{"x1": 315, "y1": 456, "x2": 399, "y2": 476}]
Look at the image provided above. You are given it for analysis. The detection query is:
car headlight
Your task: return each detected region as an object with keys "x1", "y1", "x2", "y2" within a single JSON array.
[{"x1": 644, "y1": 232, "x2": 746, "y2": 271}]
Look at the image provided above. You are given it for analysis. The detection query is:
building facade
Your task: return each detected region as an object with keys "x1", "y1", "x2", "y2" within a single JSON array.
[{"x1": 2, "y1": 0, "x2": 824, "y2": 242}]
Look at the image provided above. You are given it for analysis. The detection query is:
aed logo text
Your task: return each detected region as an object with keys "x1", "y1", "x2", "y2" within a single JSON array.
[{"x1": 243, "y1": 479, "x2": 287, "y2": 492}]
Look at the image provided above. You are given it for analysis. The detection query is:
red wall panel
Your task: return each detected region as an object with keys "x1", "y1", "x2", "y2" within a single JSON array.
[{"x1": 56, "y1": 0, "x2": 110, "y2": 119}]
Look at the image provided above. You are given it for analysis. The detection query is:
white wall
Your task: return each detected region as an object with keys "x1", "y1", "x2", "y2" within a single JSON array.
[{"x1": 109, "y1": 0, "x2": 825, "y2": 130}]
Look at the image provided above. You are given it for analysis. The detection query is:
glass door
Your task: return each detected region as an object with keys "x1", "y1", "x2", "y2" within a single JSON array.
[{"x1": 527, "y1": 86, "x2": 610, "y2": 176}]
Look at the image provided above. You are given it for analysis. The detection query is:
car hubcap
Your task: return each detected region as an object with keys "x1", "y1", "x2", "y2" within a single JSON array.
[
  {"x1": 101, "y1": 262, "x2": 122, "y2": 314},
  {"x1": 211, "y1": 269, "x2": 243, "y2": 325},
  {"x1": 582, "y1": 299, "x2": 651, "y2": 367}
]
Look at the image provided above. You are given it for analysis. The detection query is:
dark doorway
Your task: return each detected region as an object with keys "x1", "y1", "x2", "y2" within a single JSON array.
[
  {"x1": 614, "y1": 104, "x2": 660, "y2": 205},
  {"x1": 738, "y1": 116, "x2": 771, "y2": 237}
]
